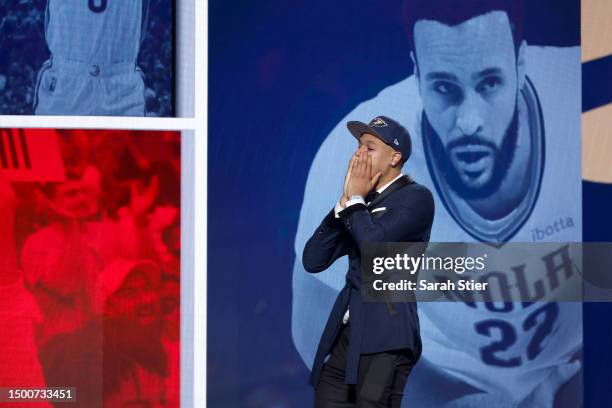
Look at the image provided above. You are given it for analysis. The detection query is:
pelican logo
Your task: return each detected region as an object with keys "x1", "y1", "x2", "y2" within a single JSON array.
[
  {"x1": 393, "y1": 138, "x2": 399, "y2": 146},
  {"x1": 370, "y1": 117, "x2": 388, "y2": 127}
]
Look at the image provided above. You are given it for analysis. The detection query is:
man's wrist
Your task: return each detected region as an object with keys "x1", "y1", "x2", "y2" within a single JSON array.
[
  {"x1": 340, "y1": 194, "x2": 364, "y2": 207},
  {"x1": 340, "y1": 195, "x2": 349, "y2": 207},
  {"x1": 346, "y1": 186, "x2": 369, "y2": 199}
]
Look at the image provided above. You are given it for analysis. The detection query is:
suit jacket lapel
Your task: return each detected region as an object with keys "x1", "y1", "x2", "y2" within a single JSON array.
[{"x1": 368, "y1": 175, "x2": 413, "y2": 208}]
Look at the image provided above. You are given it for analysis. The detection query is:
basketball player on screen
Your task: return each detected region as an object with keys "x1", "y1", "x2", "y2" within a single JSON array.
[
  {"x1": 293, "y1": 1, "x2": 582, "y2": 407},
  {"x1": 34, "y1": 0, "x2": 150, "y2": 116}
]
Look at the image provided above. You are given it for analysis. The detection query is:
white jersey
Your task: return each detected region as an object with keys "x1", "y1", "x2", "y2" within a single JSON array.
[
  {"x1": 292, "y1": 46, "x2": 582, "y2": 404},
  {"x1": 45, "y1": 0, "x2": 148, "y2": 64}
]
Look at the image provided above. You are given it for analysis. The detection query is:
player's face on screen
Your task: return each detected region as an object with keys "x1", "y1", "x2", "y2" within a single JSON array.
[
  {"x1": 414, "y1": 11, "x2": 519, "y2": 192},
  {"x1": 106, "y1": 269, "x2": 160, "y2": 328},
  {"x1": 358, "y1": 133, "x2": 400, "y2": 178}
]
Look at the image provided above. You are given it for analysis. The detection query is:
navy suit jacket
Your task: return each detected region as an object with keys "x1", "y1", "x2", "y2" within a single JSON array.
[{"x1": 302, "y1": 176, "x2": 435, "y2": 386}]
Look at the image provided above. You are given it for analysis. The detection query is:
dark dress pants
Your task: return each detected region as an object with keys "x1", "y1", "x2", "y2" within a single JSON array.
[{"x1": 315, "y1": 324, "x2": 417, "y2": 408}]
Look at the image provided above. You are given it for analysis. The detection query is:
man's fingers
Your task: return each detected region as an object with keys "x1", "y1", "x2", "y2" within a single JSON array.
[
  {"x1": 344, "y1": 154, "x2": 355, "y2": 197},
  {"x1": 358, "y1": 149, "x2": 366, "y2": 173},
  {"x1": 372, "y1": 171, "x2": 382, "y2": 187},
  {"x1": 351, "y1": 155, "x2": 358, "y2": 177},
  {"x1": 351, "y1": 151, "x2": 359, "y2": 166},
  {"x1": 346, "y1": 157, "x2": 353, "y2": 181}
]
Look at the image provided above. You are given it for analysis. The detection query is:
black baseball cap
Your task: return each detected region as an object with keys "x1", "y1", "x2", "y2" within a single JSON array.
[{"x1": 346, "y1": 115, "x2": 412, "y2": 163}]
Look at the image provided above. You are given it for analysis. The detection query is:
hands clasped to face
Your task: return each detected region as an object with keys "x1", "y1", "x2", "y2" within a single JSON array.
[{"x1": 342, "y1": 145, "x2": 382, "y2": 205}]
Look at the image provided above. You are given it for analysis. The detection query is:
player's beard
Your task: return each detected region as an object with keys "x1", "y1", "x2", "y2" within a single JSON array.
[{"x1": 423, "y1": 105, "x2": 519, "y2": 200}]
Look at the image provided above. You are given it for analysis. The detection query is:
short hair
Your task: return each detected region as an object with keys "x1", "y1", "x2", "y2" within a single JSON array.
[{"x1": 402, "y1": 0, "x2": 525, "y2": 54}]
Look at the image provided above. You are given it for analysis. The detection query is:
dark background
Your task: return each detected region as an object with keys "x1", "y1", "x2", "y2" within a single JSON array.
[
  {"x1": 0, "y1": 0, "x2": 174, "y2": 116},
  {"x1": 209, "y1": 1, "x2": 611, "y2": 406}
]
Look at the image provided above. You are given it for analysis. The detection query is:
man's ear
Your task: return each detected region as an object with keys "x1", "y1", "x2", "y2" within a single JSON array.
[
  {"x1": 517, "y1": 40, "x2": 527, "y2": 91},
  {"x1": 410, "y1": 51, "x2": 420, "y2": 92},
  {"x1": 391, "y1": 152, "x2": 403, "y2": 168}
]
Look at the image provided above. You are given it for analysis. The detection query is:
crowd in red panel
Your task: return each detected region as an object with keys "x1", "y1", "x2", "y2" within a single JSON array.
[{"x1": 0, "y1": 129, "x2": 181, "y2": 407}]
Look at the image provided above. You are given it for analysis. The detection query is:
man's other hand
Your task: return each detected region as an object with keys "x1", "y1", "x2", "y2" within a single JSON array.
[{"x1": 346, "y1": 146, "x2": 381, "y2": 198}]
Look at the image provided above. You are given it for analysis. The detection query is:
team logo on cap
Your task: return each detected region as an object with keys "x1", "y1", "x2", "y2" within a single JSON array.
[
  {"x1": 370, "y1": 117, "x2": 388, "y2": 127},
  {"x1": 393, "y1": 138, "x2": 399, "y2": 146}
]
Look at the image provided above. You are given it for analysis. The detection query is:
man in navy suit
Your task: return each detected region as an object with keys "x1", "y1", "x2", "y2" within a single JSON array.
[{"x1": 302, "y1": 115, "x2": 435, "y2": 407}]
